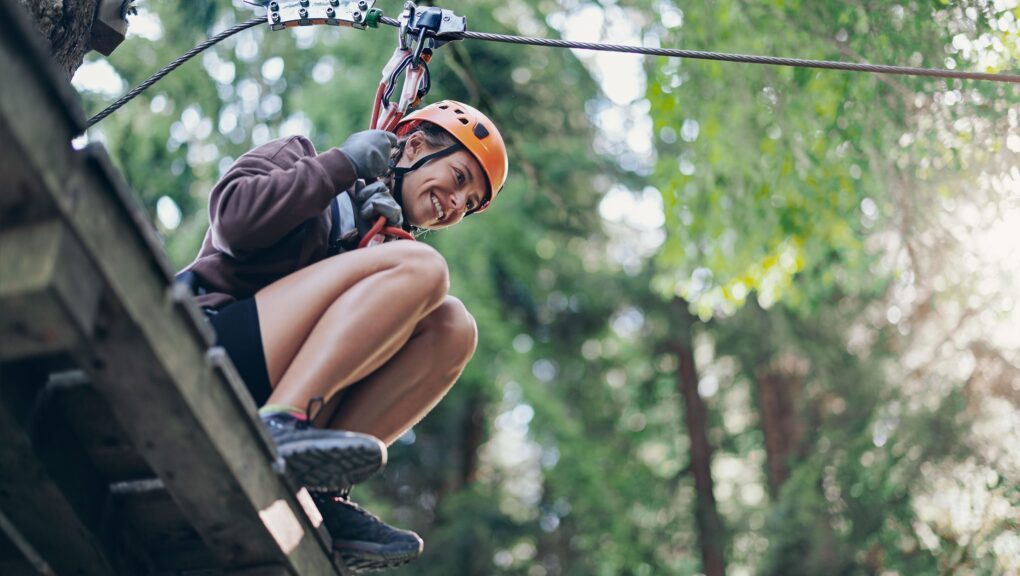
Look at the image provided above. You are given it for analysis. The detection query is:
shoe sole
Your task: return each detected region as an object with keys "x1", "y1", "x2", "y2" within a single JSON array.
[
  {"x1": 278, "y1": 436, "x2": 387, "y2": 492},
  {"x1": 335, "y1": 543, "x2": 422, "y2": 573}
]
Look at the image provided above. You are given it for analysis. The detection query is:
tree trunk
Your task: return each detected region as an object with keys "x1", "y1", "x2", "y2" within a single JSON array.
[
  {"x1": 437, "y1": 391, "x2": 486, "y2": 502},
  {"x1": 755, "y1": 362, "x2": 804, "y2": 495},
  {"x1": 17, "y1": 0, "x2": 100, "y2": 78},
  {"x1": 459, "y1": 392, "x2": 485, "y2": 488},
  {"x1": 673, "y1": 299, "x2": 726, "y2": 576}
]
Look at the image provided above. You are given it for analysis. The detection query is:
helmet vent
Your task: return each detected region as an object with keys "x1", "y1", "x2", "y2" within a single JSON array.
[
  {"x1": 439, "y1": 104, "x2": 449, "y2": 109},
  {"x1": 454, "y1": 109, "x2": 464, "y2": 114},
  {"x1": 457, "y1": 117, "x2": 469, "y2": 125},
  {"x1": 473, "y1": 123, "x2": 490, "y2": 139}
]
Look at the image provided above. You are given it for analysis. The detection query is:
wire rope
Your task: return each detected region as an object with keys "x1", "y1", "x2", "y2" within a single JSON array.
[
  {"x1": 379, "y1": 16, "x2": 1020, "y2": 84},
  {"x1": 85, "y1": 10, "x2": 1019, "y2": 130},
  {"x1": 85, "y1": 17, "x2": 265, "y2": 129}
]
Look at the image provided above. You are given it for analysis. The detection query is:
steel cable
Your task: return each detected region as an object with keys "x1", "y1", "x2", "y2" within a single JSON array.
[
  {"x1": 379, "y1": 16, "x2": 1020, "y2": 84},
  {"x1": 86, "y1": 11, "x2": 1019, "y2": 131},
  {"x1": 85, "y1": 17, "x2": 266, "y2": 129}
]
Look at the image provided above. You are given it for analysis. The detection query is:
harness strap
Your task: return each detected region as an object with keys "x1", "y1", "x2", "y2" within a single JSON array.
[
  {"x1": 328, "y1": 196, "x2": 342, "y2": 252},
  {"x1": 390, "y1": 142, "x2": 464, "y2": 210},
  {"x1": 390, "y1": 142, "x2": 464, "y2": 177}
]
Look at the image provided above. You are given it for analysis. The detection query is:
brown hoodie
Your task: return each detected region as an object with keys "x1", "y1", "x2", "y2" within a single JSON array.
[{"x1": 181, "y1": 135, "x2": 358, "y2": 309}]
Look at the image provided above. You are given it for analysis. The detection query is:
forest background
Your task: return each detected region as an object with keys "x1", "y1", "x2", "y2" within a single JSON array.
[{"x1": 59, "y1": 0, "x2": 1019, "y2": 574}]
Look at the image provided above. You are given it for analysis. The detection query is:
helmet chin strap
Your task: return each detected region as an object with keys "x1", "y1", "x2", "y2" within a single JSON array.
[{"x1": 389, "y1": 143, "x2": 464, "y2": 223}]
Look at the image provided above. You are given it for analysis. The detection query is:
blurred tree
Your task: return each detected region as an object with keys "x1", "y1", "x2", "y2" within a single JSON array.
[
  {"x1": 642, "y1": 0, "x2": 1018, "y2": 574},
  {"x1": 65, "y1": 0, "x2": 1020, "y2": 575},
  {"x1": 671, "y1": 298, "x2": 725, "y2": 576}
]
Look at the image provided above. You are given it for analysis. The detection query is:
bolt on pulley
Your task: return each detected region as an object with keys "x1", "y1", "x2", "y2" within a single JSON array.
[
  {"x1": 263, "y1": 0, "x2": 377, "y2": 30},
  {"x1": 257, "y1": 1, "x2": 468, "y2": 131}
]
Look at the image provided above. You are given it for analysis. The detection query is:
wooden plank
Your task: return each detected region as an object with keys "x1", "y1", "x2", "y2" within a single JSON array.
[
  {"x1": 0, "y1": 220, "x2": 102, "y2": 360},
  {"x1": 46, "y1": 371, "x2": 154, "y2": 482},
  {"x1": 0, "y1": 560, "x2": 39, "y2": 576},
  {"x1": 168, "y1": 281, "x2": 217, "y2": 348},
  {"x1": 0, "y1": 4, "x2": 347, "y2": 573},
  {"x1": 0, "y1": 362, "x2": 157, "y2": 575},
  {"x1": 58, "y1": 151, "x2": 346, "y2": 573},
  {"x1": 0, "y1": 363, "x2": 115, "y2": 575},
  {"x1": 110, "y1": 480, "x2": 312, "y2": 576},
  {"x1": 77, "y1": 304, "x2": 345, "y2": 573},
  {"x1": 79, "y1": 296, "x2": 282, "y2": 567},
  {"x1": 0, "y1": 119, "x2": 58, "y2": 230},
  {"x1": 0, "y1": 509, "x2": 54, "y2": 576},
  {"x1": 112, "y1": 479, "x2": 217, "y2": 572},
  {"x1": 45, "y1": 366, "x2": 339, "y2": 574},
  {"x1": 83, "y1": 144, "x2": 175, "y2": 284}
]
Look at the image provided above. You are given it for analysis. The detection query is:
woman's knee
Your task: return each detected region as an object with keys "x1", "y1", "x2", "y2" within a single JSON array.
[
  {"x1": 387, "y1": 241, "x2": 450, "y2": 306},
  {"x1": 421, "y1": 296, "x2": 478, "y2": 365}
]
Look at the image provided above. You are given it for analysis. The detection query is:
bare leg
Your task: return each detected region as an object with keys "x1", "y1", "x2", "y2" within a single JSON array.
[
  {"x1": 317, "y1": 296, "x2": 477, "y2": 445},
  {"x1": 255, "y1": 241, "x2": 449, "y2": 409}
]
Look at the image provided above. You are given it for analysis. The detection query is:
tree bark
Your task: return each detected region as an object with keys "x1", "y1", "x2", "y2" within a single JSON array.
[
  {"x1": 17, "y1": 0, "x2": 100, "y2": 79},
  {"x1": 673, "y1": 299, "x2": 726, "y2": 576},
  {"x1": 459, "y1": 392, "x2": 485, "y2": 488},
  {"x1": 755, "y1": 362, "x2": 804, "y2": 495}
]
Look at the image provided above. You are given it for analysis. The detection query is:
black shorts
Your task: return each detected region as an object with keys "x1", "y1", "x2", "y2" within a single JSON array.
[{"x1": 205, "y1": 297, "x2": 272, "y2": 406}]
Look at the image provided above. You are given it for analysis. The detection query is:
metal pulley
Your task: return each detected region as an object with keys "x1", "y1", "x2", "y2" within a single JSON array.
[
  {"x1": 263, "y1": 0, "x2": 377, "y2": 30},
  {"x1": 254, "y1": 0, "x2": 469, "y2": 141},
  {"x1": 369, "y1": 2, "x2": 466, "y2": 132},
  {"x1": 409, "y1": 6, "x2": 465, "y2": 44}
]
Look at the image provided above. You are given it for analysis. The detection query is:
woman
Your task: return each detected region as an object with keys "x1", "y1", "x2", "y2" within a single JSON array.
[{"x1": 178, "y1": 101, "x2": 508, "y2": 572}]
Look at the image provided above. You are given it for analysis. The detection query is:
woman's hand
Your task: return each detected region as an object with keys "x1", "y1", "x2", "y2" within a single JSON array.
[
  {"x1": 339, "y1": 130, "x2": 398, "y2": 180},
  {"x1": 353, "y1": 180, "x2": 403, "y2": 227}
]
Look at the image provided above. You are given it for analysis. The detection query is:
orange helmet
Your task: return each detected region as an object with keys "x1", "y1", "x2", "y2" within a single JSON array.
[{"x1": 395, "y1": 100, "x2": 508, "y2": 214}]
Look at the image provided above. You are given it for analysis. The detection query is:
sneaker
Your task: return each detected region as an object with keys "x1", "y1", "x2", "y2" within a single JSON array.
[
  {"x1": 313, "y1": 490, "x2": 424, "y2": 573},
  {"x1": 261, "y1": 411, "x2": 386, "y2": 492}
]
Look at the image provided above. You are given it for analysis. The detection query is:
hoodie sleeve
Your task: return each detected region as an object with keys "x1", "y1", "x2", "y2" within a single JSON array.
[{"x1": 209, "y1": 136, "x2": 359, "y2": 257}]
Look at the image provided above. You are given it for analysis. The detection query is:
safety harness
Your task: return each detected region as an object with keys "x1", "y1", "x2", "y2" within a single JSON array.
[
  {"x1": 319, "y1": 3, "x2": 468, "y2": 250},
  {"x1": 356, "y1": 2, "x2": 466, "y2": 247}
]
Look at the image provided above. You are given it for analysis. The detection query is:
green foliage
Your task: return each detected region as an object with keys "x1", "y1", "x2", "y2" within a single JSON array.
[
  {"x1": 645, "y1": 0, "x2": 1015, "y2": 318},
  {"x1": 75, "y1": 1, "x2": 1018, "y2": 575},
  {"x1": 642, "y1": 2, "x2": 1018, "y2": 574}
]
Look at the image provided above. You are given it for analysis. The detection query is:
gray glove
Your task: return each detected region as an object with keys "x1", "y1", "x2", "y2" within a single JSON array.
[
  {"x1": 353, "y1": 180, "x2": 403, "y2": 227},
  {"x1": 339, "y1": 130, "x2": 398, "y2": 180}
]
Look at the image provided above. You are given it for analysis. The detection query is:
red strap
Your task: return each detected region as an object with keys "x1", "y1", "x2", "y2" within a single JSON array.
[{"x1": 358, "y1": 216, "x2": 415, "y2": 249}]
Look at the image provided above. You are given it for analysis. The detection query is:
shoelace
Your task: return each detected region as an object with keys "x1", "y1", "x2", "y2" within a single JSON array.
[
  {"x1": 323, "y1": 488, "x2": 368, "y2": 516},
  {"x1": 302, "y1": 395, "x2": 326, "y2": 428},
  {"x1": 317, "y1": 489, "x2": 382, "y2": 527}
]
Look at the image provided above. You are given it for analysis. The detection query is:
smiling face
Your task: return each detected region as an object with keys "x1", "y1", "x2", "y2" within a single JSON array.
[{"x1": 394, "y1": 131, "x2": 489, "y2": 230}]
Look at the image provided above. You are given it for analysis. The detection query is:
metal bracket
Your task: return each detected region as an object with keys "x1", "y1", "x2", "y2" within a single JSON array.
[
  {"x1": 410, "y1": 6, "x2": 465, "y2": 41},
  {"x1": 265, "y1": 0, "x2": 377, "y2": 31},
  {"x1": 406, "y1": 6, "x2": 465, "y2": 65},
  {"x1": 88, "y1": 0, "x2": 135, "y2": 56},
  {"x1": 396, "y1": 2, "x2": 416, "y2": 50}
]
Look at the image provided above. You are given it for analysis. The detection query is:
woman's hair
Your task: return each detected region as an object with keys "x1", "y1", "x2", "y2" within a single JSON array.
[
  {"x1": 389, "y1": 122, "x2": 458, "y2": 166},
  {"x1": 386, "y1": 122, "x2": 458, "y2": 235}
]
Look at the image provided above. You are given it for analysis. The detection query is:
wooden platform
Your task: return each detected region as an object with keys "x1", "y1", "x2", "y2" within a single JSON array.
[{"x1": 0, "y1": 1, "x2": 349, "y2": 573}]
